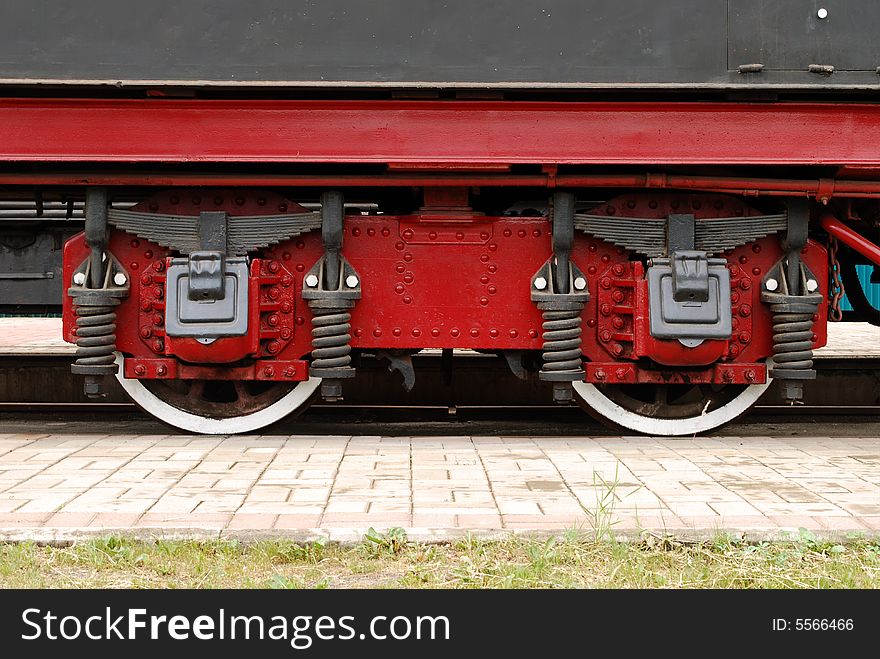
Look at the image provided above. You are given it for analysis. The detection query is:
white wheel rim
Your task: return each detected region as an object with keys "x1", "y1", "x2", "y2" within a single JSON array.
[
  {"x1": 572, "y1": 380, "x2": 771, "y2": 436},
  {"x1": 113, "y1": 353, "x2": 321, "y2": 434}
]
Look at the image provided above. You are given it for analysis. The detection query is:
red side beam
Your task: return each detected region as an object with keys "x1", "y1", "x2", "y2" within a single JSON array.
[
  {"x1": 2, "y1": 99, "x2": 880, "y2": 166},
  {"x1": 820, "y1": 214, "x2": 880, "y2": 266}
]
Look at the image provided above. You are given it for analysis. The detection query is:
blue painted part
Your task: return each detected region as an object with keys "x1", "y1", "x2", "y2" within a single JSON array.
[{"x1": 840, "y1": 265, "x2": 880, "y2": 311}]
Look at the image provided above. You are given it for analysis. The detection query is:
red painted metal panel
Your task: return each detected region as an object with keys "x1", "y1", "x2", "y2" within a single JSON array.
[{"x1": 4, "y1": 99, "x2": 880, "y2": 165}]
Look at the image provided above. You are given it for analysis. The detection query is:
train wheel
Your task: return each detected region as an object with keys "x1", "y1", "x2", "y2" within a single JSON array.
[
  {"x1": 572, "y1": 381, "x2": 771, "y2": 436},
  {"x1": 112, "y1": 354, "x2": 320, "y2": 434}
]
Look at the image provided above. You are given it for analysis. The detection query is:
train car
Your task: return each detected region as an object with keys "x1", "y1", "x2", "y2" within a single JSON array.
[{"x1": 0, "y1": 0, "x2": 878, "y2": 434}]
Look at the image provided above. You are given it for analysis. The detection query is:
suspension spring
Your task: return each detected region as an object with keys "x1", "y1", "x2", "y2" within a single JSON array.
[
  {"x1": 309, "y1": 308, "x2": 352, "y2": 371},
  {"x1": 540, "y1": 307, "x2": 584, "y2": 375},
  {"x1": 72, "y1": 300, "x2": 118, "y2": 372},
  {"x1": 767, "y1": 305, "x2": 816, "y2": 376}
]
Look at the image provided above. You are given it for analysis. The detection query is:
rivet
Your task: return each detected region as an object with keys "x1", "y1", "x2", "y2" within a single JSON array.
[
  {"x1": 729, "y1": 265, "x2": 740, "y2": 277},
  {"x1": 412, "y1": 329, "x2": 422, "y2": 337},
  {"x1": 431, "y1": 328, "x2": 440, "y2": 337},
  {"x1": 403, "y1": 295, "x2": 413, "y2": 304},
  {"x1": 403, "y1": 253, "x2": 413, "y2": 262},
  {"x1": 403, "y1": 273, "x2": 414, "y2": 284},
  {"x1": 739, "y1": 256, "x2": 748, "y2": 264},
  {"x1": 488, "y1": 243, "x2": 498, "y2": 251},
  {"x1": 395, "y1": 284, "x2": 405, "y2": 294},
  {"x1": 587, "y1": 319, "x2": 597, "y2": 327},
  {"x1": 528, "y1": 329, "x2": 539, "y2": 338},
  {"x1": 588, "y1": 266, "x2": 597, "y2": 275},
  {"x1": 744, "y1": 368, "x2": 756, "y2": 381},
  {"x1": 588, "y1": 243, "x2": 598, "y2": 253},
  {"x1": 141, "y1": 300, "x2": 152, "y2": 311},
  {"x1": 470, "y1": 328, "x2": 480, "y2": 337},
  {"x1": 601, "y1": 255, "x2": 610, "y2": 263},
  {"x1": 429, "y1": 232, "x2": 438, "y2": 240},
  {"x1": 489, "y1": 329, "x2": 499, "y2": 338},
  {"x1": 480, "y1": 297, "x2": 489, "y2": 306},
  {"x1": 403, "y1": 229, "x2": 414, "y2": 240},
  {"x1": 354, "y1": 328, "x2": 363, "y2": 337},
  {"x1": 487, "y1": 285, "x2": 497, "y2": 295},
  {"x1": 382, "y1": 228, "x2": 391, "y2": 237},
  {"x1": 503, "y1": 229, "x2": 512, "y2": 237},
  {"x1": 296, "y1": 264, "x2": 305, "y2": 272},
  {"x1": 130, "y1": 262, "x2": 139, "y2": 270},
  {"x1": 130, "y1": 239, "x2": 140, "y2": 248},
  {"x1": 396, "y1": 263, "x2": 406, "y2": 273},
  {"x1": 480, "y1": 275, "x2": 490, "y2": 284},
  {"x1": 518, "y1": 230, "x2": 527, "y2": 238},
  {"x1": 367, "y1": 228, "x2": 376, "y2": 236},
  {"x1": 456, "y1": 232, "x2": 465, "y2": 241},
  {"x1": 395, "y1": 241, "x2": 405, "y2": 251},
  {"x1": 295, "y1": 316, "x2": 304, "y2": 325},
  {"x1": 488, "y1": 265, "x2": 497, "y2": 273},
  {"x1": 509, "y1": 329, "x2": 518, "y2": 338},
  {"x1": 451, "y1": 328, "x2": 460, "y2": 337},
  {"x1": 352, "y1": 228, "x2": 362, "y2": 237},
  {"x1": 278, "y1": 203, "x2": 288, "y2": 212},
  {"x1": 296, "y1": 240, "x2": 305, "y2": 250},
  {"x1": 752, "y1": 244, "x2": 762, "y2": 254},
  {"x1": 393, "y1": 328, "x2": 402, "y2": 336}
]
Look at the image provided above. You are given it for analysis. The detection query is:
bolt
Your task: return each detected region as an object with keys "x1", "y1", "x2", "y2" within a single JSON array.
[
  {"x1": 728, "y1": 344, "x2": 740, "y2": 357},
  {"x1": 612, "y1": 344, "x2": 624, "y2": 356},
  {"x1": 284, "y1": 367, "x2": 296, "y2": 378},
  {"x1": 534, "y1": 276, "x2": 548, "y2": 290},
  {"x1": 280, "y1": 301, "x2": 292, "y2": 313},
  {"x1": 141, "y1": 274, "x2": 153, "y2": 285},
  {"x1": 600, "y1": 330, "x2": 612, "y2": 342},
  {"x1": 72, "y1": 272, "x2": 86, "y2": 285},
  {"x1": 267, "y1": 341, "x2": 281, "y2": 354},
  {"x1": 153, "y1": 339, "x2": 164, "y2": 352},
  {"x1": 263, "y1": 367, "x2": 275, "y2": 377},
  {"x1": 739, "y1": 304, "x2": 752, "y2": 317},
  {"x1": 281, "y1": 275, "x2": 293, "y2": 287},
  {"x1": 156, "y1": 365, "x2": 167, "y2": 376},
  {"x1": 739, "y1": 278, "x2": 751, "y2": 290},
  {"x1": 280, "y1": 328, "x2": 292, "y2": 340},
  {"x1": 612, "y1": 290, "x2": 625, "y2": 303},
  {"x1": 615, "y1": 368, "x2": 627, "y2": 380},
  {"x1": 721, "y1": 370, "x2": 733, "y2": 382},
  {"x1": 600, "y1": 303, "x2": 612, "y2": 316},
  {"x1": 806, "y1": 279, "x2": 819, "y2": 292},
  {"x1": 600, "y1": 277, "x2": 612, "y2": 289},
  {"x1": 113, "y1": 272, "x2": 127, "y2": 286},
  {"x1": 134, "y1": 365, "x2": 146, "y2": 376},
  {"x1": 612, "y1": 317, "x2": 624, "y2": 329},
  {"x1": 346, "y1": 275, "x2": 359, "y2": 288},
  {"x1": 817, "y1": 7, "x2": 828, "y2": 19},
  {"x1": 595, "y1": 369, "x2": 606, "y2": 380},
  {"x1": 612, "y1": 263, "x2": 625, "y2": 276},
  {"x1": 267, "y1": 314, "x2": 279, "y2": 327},
  {"x1": 745, "y1": 369, "x2": 756, "y2": 382},
  {"x1": 305, "y1": 274, "x2": 319, "y2": 287},
  {"x1": 739, "y1": 331, "x2": 751, "y2": 344},
  {"x1": 140, "y1": 327, "x2": 152, "y2": 339},
  {"x1": 574, "y1": 277, "x2": 587, "y2": 291},
  {"x1": 268, "y1": 287, "x2": 280, "y2": 300}
]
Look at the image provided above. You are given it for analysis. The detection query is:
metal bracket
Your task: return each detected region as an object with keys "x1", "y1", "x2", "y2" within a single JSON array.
[{"x1": 671, "y1": 250, "x2": 710, "y2": 303}]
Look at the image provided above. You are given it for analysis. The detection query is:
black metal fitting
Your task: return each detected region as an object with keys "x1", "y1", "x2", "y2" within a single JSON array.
[
  {"x1": 302, "y1": 191, "x2": 362, "y2": 401},
  {"x1": 68, "y1": 188, "x2": 129, "y2": 398},
  {"x1": 532, "y1": 192, "x2": 589, "y2": 403},
  {"x1": 760, "y1": 199, "x2": 823, "y2": 403}
]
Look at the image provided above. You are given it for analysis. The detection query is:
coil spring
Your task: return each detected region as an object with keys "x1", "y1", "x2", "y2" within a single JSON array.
[
  {"x1": 541, "y1": 308, "x2": 583, "y2": 373},
  {"x1": 73, "y1": 303, "x2": 117, "y2": 369},
  {"x1": 310, "y1": 309, "x2": 352, "y2": 370},
  {"x1": 768, "y1": 306, "x2": 815, "y2": 375}
]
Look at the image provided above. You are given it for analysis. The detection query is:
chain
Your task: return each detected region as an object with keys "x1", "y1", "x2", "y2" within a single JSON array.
[{"x1": 828, "y1": 236, "x2": 844, "y2": 321}]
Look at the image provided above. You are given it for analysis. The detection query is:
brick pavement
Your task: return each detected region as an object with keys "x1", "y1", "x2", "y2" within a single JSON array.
[{"x1": 0, "y1": 432, "x2": 876, "y2": 542}]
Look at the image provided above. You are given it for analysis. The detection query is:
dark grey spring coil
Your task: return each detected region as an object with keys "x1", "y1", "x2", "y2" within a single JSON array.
[
  {"x1": 72, "y1": 300, "x2": 119, "y2": 371},
  {"x1": 309, "y1": 308, "x2": 352, "y2": 371},
  {"x1": 540, "y1": 307, "x2": 584, "y2": 376},
  {"x1": 767, "y1": 300, "x2": 819, "y2": 378}
]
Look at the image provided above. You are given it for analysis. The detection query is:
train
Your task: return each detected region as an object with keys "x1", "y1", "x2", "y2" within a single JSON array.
[{"x1": 0, "y1": 0, "x2": 878, "y2": 434}]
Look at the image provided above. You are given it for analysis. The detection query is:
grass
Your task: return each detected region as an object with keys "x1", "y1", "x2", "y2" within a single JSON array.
[{"x1": 0, "y1": 530, "x2": 877, "y2": 589}]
